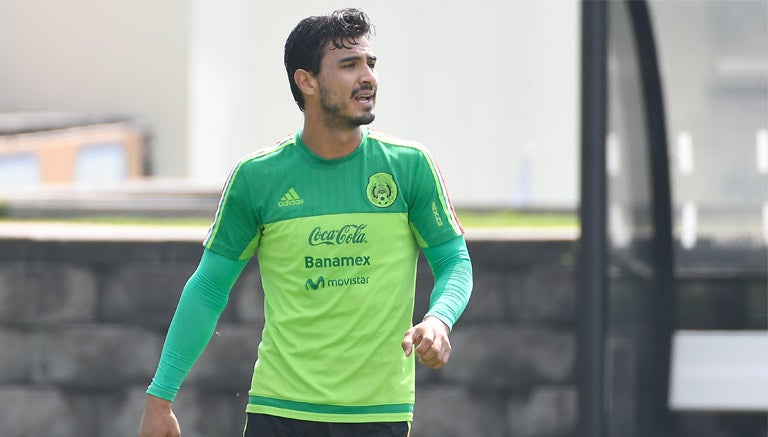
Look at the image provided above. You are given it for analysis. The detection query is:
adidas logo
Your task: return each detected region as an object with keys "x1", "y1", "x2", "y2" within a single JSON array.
[{"x1": 278, "y1": 188, "x2": 304, "y2": 207}]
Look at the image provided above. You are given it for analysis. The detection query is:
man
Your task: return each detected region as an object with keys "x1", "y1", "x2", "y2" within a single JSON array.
[{"x1": 139, "y1": 8, "x2": 472, "y2": 437}]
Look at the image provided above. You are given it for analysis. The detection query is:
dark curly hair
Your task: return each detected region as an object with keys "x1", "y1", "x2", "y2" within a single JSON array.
[{"x1": 284, "y1": 8, "x2": 373, "y2": 111}]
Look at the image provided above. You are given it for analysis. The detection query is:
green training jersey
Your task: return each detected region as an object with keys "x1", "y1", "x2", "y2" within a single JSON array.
[{"x1": 204, "y1": 127, "x2": 463, "y2": 423}]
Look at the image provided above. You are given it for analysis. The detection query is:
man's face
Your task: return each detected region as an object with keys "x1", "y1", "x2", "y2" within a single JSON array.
[{"x1": 315, "y1": 36, "x2": 378, "y2": 129}]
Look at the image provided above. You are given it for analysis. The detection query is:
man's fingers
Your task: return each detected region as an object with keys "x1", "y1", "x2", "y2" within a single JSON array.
[
  {"x1": 404, "y1": 320, "x2": 452, "y2": 369},
  {"x1": 402, "y1": 328, "x2": 420, "y2": 356},
  {"x1": 402, "y1": 335, "x2": 412, "y2": 356},
  {"x1": 415, "y1": 334, "x2": 451, "y2": 369},
  {"x1": 414, "y1": 331, "x2": 434, "y2": 356},
  {"x1": 417, "y1": 336, "x2": 442, "y2": 361}
]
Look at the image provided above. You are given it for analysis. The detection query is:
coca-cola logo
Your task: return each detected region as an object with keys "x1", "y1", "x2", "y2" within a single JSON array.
[{"x1": 308, "y1": 224, "x2": 368, "y2": 246}]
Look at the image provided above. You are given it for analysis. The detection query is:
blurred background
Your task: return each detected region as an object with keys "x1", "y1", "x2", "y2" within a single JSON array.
[
  {"x1": 0, "y1": 0, "x2": 580, "y2": 209},
  {"x1": 0, "y1": 1, "x2": 765, "y2": 436}
]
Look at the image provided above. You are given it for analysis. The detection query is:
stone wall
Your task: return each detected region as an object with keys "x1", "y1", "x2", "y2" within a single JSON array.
[{"x1": 0, "y1": 235, "x2": 579, "y2": 437}]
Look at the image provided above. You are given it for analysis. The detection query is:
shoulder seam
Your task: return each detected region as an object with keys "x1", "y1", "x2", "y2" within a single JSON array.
[
  {"x1": 367, "y1": 129, "x2": 425, "y2": 150},
  {"x1": 240, "y1": 134, "x2": 296, "y2": 164}
]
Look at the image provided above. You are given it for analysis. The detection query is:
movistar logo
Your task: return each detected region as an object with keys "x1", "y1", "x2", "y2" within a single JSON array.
[
  {"x1": 278, "y1": 188, "x2": 304, "y2": 207},
  {"x1": 308, "y1": 224, "x2": 367, "y2": 246},
  {"x1": 306, "y1": 276, "x2": 325, "y2": 290},
  {"x1": 305, "y1": 275, "x2": 369, "y2": 291}
]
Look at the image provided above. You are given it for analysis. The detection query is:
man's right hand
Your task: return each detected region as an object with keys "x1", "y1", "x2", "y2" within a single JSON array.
[{"x1": 139, "y1": 395, "x2": 181, "y2": 437}]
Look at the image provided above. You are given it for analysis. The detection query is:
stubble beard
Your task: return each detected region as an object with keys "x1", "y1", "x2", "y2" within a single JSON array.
[{"x1": 319, "y1": 84, "x2": 375, "y2": 130}]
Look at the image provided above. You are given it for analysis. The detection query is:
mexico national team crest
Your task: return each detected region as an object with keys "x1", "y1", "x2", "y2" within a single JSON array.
[{"x1": 366, "y1": 172, "x2": 398, "y2": 208}]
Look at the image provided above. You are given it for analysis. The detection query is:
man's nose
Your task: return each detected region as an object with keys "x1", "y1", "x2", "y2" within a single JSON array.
[{"x1": 361, "y1": 65, "x2": 377, "y2": 85}]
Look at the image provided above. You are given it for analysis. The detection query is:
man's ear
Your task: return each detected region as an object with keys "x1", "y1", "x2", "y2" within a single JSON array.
[{"x1": 294, "y1": 69, "x2": 317, "y2": 97}]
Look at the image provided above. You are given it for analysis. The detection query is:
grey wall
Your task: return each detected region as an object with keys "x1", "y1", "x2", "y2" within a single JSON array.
[
  {"x1": 0, "y1": 234, "x2": 764, "y2": 436},
  {"x1": 0, "y1": 237, "x2": 579, "y2": 437}
]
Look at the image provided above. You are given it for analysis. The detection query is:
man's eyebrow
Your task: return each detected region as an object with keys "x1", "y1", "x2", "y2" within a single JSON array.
[{"x1": 338, "y1": 54, "x2": 377, "y2": 63}]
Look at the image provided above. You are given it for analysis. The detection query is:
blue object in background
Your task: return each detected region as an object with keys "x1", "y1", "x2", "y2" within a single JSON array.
[
  {"x1": 0, "y1": 153, "x2": 42, "y2": 185},
  {"x1": 74, "y1": 142, "x2": 127, "y2": 184}
]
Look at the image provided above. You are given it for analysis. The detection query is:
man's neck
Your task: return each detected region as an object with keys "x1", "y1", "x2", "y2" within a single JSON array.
[{"x1": 300, "y1": 123, "x2": 363, "y2": 159}]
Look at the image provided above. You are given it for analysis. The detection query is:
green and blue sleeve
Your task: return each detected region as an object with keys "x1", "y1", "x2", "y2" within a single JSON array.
[
  {"x1": 147, "y1": 249, "x2": 248, "y2": 401},
  {"x1": 421, "y1": 235, "x2": 473, "y2": 330}
]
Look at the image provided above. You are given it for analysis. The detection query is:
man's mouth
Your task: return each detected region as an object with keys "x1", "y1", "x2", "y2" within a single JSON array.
[
  {"x1": 356, "y1": 94, "x2": 374, "y2": 103},
  {"x1": 352, "y1": 87, "x2": 376, "y2": 103}
]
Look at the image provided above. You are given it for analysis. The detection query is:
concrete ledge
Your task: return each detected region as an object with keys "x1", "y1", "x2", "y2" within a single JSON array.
[
  {"x1": 0, "y1": 221, "x2": 577, "y2": 243},
  {"x1": 0, "y1": 222, "x2": 210, "y2": 242},
  {"x1": 0, "y1": 180, "x2": 220, "y2": 219}
]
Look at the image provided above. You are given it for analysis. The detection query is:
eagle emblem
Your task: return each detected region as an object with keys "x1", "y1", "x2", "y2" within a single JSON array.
[{"x1": 366, "y1": 172, "x2": 398, "y2": 208}]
